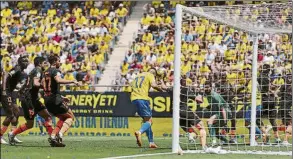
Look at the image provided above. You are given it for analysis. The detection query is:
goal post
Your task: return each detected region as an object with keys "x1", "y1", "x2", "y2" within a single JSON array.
[
  {"x1": 173, "y1": 3, "x2": 292, "y2": 155},
  {"x1": 250, "y1": 35, "x2": 258, "y2": 146},
  {"x1": 172, "y1": 4, "x2": 182, "y2": 154}
]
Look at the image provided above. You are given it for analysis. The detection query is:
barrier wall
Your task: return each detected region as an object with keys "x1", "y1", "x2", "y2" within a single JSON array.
[
  {"x1": 0, "y1": 92, "x2": 247, "y2": 118},
  {"x1": 0, "y1": 116, "x2": 174, "y2": 137}
]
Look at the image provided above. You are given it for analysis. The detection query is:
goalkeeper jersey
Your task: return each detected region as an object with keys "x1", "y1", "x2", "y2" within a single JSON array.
[
  {"x1": 169, "y1": 87, "x2": 198, "y2": 114},
  {"x1": 180, "y1": 86, "x2": 192, "y2": 104},
  {"x1": 207, "y1": 91, "x2": 229, "y2": 111}
]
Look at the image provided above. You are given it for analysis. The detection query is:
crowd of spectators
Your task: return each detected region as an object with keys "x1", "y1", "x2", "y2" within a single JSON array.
[
  {"x1": 0, "y1": 1, "x2": 133, "y2": 91},
  {"x1": 116, "y1": 1, "x2": 292, "y2": 95}
]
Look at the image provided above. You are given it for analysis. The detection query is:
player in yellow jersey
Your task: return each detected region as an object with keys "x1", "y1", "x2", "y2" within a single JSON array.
[{"x1": 131, "y1": 68, "x2": 167, "y2": 148}]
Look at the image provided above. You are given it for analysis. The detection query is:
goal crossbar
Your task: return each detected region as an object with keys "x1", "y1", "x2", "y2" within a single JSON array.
[{"x1": 179, "y1": 3, "x2": 292, "y2": 34}]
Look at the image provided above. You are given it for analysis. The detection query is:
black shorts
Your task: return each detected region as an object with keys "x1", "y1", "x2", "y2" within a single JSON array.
[
  {"x1": 21, "y1": 97, "x2": 45, "y2": 120},
  {"x1": 1, "y1": 93, "x2": 17, "y2": 117},
  {"x1": 283, "y1": 112, "x2": 292, "y2": 126},
  {"x1": 262, "y1": 96, "x2": 277, "y2": 118},
  {"x1": 44, "y1": 94, "x2": 69, "y2": 116},
  {"x1": 229, "y1": 104, "x2": 237, "y2": 119},
  {"x1": 280, "y1": 99, "x2": 292, "y2": 125},
  {"x1": 280, "y1": 99, "x2": 292, "y2": 114},
  {"x1": 179, "y1": 105, "x2": 201, "y2": 131}
]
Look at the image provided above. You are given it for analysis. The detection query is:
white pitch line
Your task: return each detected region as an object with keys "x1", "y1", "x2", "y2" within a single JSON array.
[{"x1": 100, "y1": 152, "x2": 174, "y2": 159}]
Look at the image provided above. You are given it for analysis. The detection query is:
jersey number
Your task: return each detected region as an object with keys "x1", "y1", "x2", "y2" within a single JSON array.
[
  {"x1": 43, "y1": 72, "x2": 52, "y2": 96},
  {"x1": 134, "y1": 76, "x2": 145, "y2": 88}
]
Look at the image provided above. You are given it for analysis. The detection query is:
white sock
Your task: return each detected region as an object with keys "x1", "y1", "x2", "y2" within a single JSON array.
[{"x1": 59, "y1": 132, "x2": 63, "y2": 138}]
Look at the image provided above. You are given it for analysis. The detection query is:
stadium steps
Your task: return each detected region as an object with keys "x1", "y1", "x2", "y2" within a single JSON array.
[{"x1": 96, "y1": 1, "x2": 146, "y2": 92}]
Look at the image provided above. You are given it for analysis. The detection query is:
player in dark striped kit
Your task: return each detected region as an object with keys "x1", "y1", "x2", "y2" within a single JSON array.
[
  {"x1": 0, "y1": 56, "x2": 29, "y2": 144},
  {"x1": 178, "y1": 77, "x2": 207, "y2": 150},
  {"x1": 43, "y1": 55, "x2": 79, "y2": 147},
  {"x1": 8, "y1": 57, "x2": 53, "y2": 145}
]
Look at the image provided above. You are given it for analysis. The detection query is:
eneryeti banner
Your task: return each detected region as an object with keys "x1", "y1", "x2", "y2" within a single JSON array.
[
  {"x1": 0, "y1": 92, "x2": 247, "y2": 118},
  {"x1": 62, "y1": 92, "x2": 172, "y2": 117}
]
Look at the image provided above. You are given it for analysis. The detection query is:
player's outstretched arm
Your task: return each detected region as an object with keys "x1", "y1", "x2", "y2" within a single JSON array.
[
  {"x1": 2, "y1": 72, "x2": 8, "y2": 95},
  {"x1": 54, "y1": 74, "x2": 78, "y2": 85},
  {"x1": 151, "y1": 80, "x2": 167, "y2": 92},
  {"x1": 160, "y1": 79, "x2": 168, "y2": 90},
  {"x1": 8, "y1": 66, "x2": 20, "y2": 77}
]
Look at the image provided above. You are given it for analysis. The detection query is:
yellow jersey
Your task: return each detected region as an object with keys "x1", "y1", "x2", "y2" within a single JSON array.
[
  {"x1": 131, "y1": 72, "x2": 155, "y2": 101},
  {"x1": 246, "y1": 80, "x2": 262, "y2": 106}
]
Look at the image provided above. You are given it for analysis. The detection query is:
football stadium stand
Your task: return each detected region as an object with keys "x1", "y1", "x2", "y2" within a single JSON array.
[
  {"x1": 0, "y1": 1, "x2": 292, "y2": 93},
  {"x1": 0, "y1": 1, "x2": 135, "y2": 91},
  {"x1": 113, "y1": 1, "x2": 292, "y2": 94}
]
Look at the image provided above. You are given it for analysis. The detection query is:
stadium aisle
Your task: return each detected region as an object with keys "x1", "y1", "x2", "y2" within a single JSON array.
[{"x1": 97, "y1": 1, "x2": 146, "y2": 92}]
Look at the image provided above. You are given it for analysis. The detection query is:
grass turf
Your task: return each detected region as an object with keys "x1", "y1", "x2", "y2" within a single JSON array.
[{"x1": 1, "y1": 136, "x2": 291, "y2": 159}]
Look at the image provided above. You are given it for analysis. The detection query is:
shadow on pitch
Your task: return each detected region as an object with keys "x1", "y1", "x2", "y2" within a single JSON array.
[{"x1": 14, "y1": 145, "x2": 51, "y2": 148}]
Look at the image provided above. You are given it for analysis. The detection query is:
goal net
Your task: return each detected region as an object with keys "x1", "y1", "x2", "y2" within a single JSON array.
[{"x1": 172, "y1": 2, "x2": 292, "y2": 155}]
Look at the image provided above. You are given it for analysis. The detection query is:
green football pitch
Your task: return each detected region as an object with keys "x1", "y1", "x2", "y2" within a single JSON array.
[{"x1": 1, "y1": 136, "x2": 291, "y2": 159}]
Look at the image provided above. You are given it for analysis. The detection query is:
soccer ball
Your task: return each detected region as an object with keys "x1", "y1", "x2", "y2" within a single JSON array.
[{"x1": 187, "y1": 132, "x2": 198, "y2": 143}]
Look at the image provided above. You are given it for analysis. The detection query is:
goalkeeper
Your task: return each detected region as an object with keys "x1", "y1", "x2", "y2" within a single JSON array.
[
  {"x1": 177, "y1": 77, "x2": 207, "y2": 150},
  {"x1": 204, "y1": 82, "x2": 232, "y2": 146}
]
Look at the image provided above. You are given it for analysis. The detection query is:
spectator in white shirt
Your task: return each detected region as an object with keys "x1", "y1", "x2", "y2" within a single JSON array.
[
  {"x1": 63, "y1": 23, "x2": 73, "y2": 37},
  {"x1": 56, "y1": 24, "x2": 63, "y2": 36},
  {"x1": 99, "y1": 23, "x2": 108, "y2": 36},
  {"x1": 78, "y1": 24, "x2": 90, "y2": 36},
  {"x1": 89, "y1": 26, "x2": 99, "y2": 36},
  {"x1": 108, "y1": 6, "x2": 116, "y2": 21},
  {"x1": 94, "y1": 1, "x2": 103, "y2": 8},
  {"x1": 218, "y1": 41, "x2": 227, "y2": 56},
  {"x1": 263, "y1": 51, "x2": 275, "y2": 64},
  {"x1": 60, "y1": 51, "x2": 68, "y2": 64},
  {"x1": 119, "y1": 74, "x2": 127, "y2": 85},
  {"x1": 146, "y1": 52, "x2": 157, "y2": 64},
  {"x1": 11, "y1": 52, "x2": 20, "y2": 67},
  {"x1": 143, "y1": 3, "x2": 155, "y2": 15},
  {"x1": 0, "y1": 2, "x2": 9, "y2": 9},
  {"x1": 246, "y1": 51, "x2": 253, "y2": 62},
  {"x1": 265, "y1": 40, "x2": 274, "y2": 50},
  {"x1": 209, "y1": 41, "x2": 220, "y2": 51},
  {"x1": 126, "y1": 69, "x2": 137, "y2": 83},
  {"x1": 1, "y1": 30, "x2": 8, "y2": 39},
  {"x1": 205, "y1": 50, "x2": 215, "y2": 65},
  {"x1": 125, "y1": 50, "x2": 134, "y2": 63}
]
